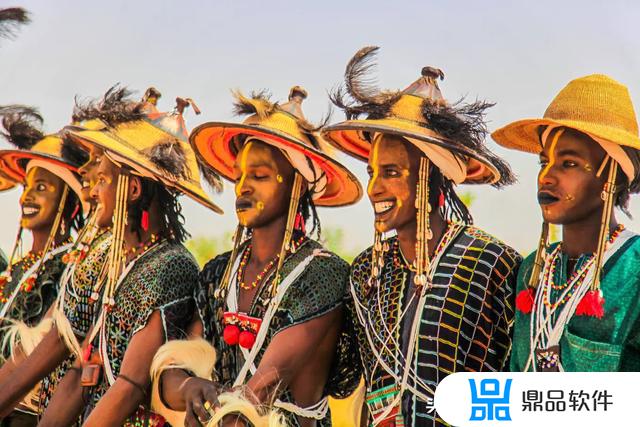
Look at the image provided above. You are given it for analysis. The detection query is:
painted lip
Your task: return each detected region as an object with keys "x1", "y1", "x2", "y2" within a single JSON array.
[
  {"x1": 537, "y1": 191, "x2": 560, "y2": 206},
  {"x1": 21, "y1": 203, "x2": 41, "y2": 218},
  {"x1": 235, "y1": 199, "x2": 253, "y2": 212},
  {"x1": 372, "y1": 199, "x2": 395, "y2": 218}
]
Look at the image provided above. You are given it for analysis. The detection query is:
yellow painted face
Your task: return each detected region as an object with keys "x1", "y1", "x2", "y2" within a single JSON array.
[
  {"x1": 367, "y1": 134, "x2": 419, "y2": 234},
  {"x1": 20, "y1": 166, "x2": 65, "y2": 232},
  {"x1": 233, "y1": 140, "x2": 295, "y2": 229},
  {"x1": 90, "y1": 156, "x2": 119, "y2": 228},
  {"x1": 537, "y1": 128, "x2": 609, "y2": 225},
  {"x1": 78, "y1": 145, "x2": 103, "y2": 205}
]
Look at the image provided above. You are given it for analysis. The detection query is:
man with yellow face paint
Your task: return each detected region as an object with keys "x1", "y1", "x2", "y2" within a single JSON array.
[
  {"x1": 0, "y1": 106, "x2": 86, "y2": 426},
  {"x1": 153, "y1": 86, "x2": 363, "y2": 427},
  {"x1": 323, "y1": 46, "x2": 522, "y2": 427},
  {"x1": 493, "y1": 74, "x2": 640, "y2": 373}
]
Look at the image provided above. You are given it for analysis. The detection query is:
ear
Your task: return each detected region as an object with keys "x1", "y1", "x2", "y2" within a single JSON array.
[{"x1": 128, "y1": 176, "x2": 143, "y2": 203}]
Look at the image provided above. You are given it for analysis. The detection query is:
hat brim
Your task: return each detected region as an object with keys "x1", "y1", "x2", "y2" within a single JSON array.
[
  {"x1": 66, "y1": 126, "x2": 224, "y2": 214},
  {"x1": 322, "y1": 118, "x2": 501, "y2": 185},
  {"x1": 492, "y1": 118, "x2": 640, "y2": 154},
  {"x1": 190, "y1": 122, "x2": 363, "y2": 207}
]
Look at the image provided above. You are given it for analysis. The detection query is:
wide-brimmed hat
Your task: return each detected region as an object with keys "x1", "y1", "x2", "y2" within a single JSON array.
[
  {"x1": 322, "y1": 46, "x2": 514, "y2": 187},
  {"x1": 491, "y1": 74, "x2": 640, "y2": 172},
  {"x1": 190, "y1": 86, "x2": 363, "y2": 207},
  {"x1": 64, "y1": 86, "x2": 223, "y2": 214},
  {"x1": 0, "y1": 106, "x2": 87, "y2": 209}
]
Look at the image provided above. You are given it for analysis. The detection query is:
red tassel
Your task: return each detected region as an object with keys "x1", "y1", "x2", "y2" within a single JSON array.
[
  {"x1": 294, "y1": 212, "x2": 305, "y2": 234},
  {"x1": 516, "y1": 287, "x2": 535, "y2": 314},
  {"x1": 71, "y1": 203, "x2": 80, "y2": 219},
  {"x1": 438, "y1": 190, "x2": 445, "y2": 208},
  {"x1": 82, "y1": 343, "x2": 93, "y2": 363},
  {"x1": 141, "y1": 210, "x2": 149, "y2": 231},
  {"x1": 223, "y1": 325, "x2": 240, "y2": 346},
  {"x1": 238, "y1": 330, "x2": 257, "y2": 349},
  {"x1": 576, "y1": 290, "x2": 605, "y2": 318}
]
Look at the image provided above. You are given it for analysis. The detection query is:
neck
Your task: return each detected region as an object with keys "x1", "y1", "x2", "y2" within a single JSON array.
[
  {"x1": 396, "y1": 210, "x2": 448, "y2": 265},
  {"x1": 560, "y1": 211, "x2": 619, "y2": 258},
  {"x1": 123, "y1": 206, "x2": 163, "y2": 257},
  {"x1": 30, "y1": 228, "x2": 50, "y2": 254},
  {"x1": 249, "y1": 216, "x2": 288, "y2": 264}
]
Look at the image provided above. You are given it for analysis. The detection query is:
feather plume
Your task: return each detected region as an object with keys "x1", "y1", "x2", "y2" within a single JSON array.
[
  {"x1": 1, "y1": 318, "x2": 53, "y2": 359},
  {"x1": 73, "y1": 84, "x2": 143, "y2": 127},
  {"x1": 144, "y1": 138, "x2": 189, "y2": 180},
  {"x1": 421, "y1": 98, "x2": 515, "y2": 187},
  {"x1": 0, "y1": 8, "x2": 30, "y2": 39},
  {"x1": 232, "y1": 90, "x2": 277, "y2": 119},
  {"x1": 206, "y1": 391, "x2": 287, "y2": 427},
  {"x1": 330, "y1": 46, "x2": 402, "y2": 120},
  {"x1": 0, "y1": 105, "x2": 44, "y2": 149},
  {"x1": 196, "y1": 155, "x2": 223, "y2": 193}
]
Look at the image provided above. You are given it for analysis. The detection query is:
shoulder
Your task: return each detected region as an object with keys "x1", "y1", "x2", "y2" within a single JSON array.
[
  {"x1": 292, "y1": 240, "x2": 350, "y2": 289},
  {"x1": 132, "y1": 243, "x2": 199, "y2": 294},
  {"x1": 200, "y1": 251, "x2": 232, "y2": 284}
]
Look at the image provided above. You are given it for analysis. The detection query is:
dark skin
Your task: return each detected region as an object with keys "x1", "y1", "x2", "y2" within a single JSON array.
[
  {"x1": 537, "y1": 128, "x2": 619, "y2": 265},
  {"x1": 160, "y1": 141, "x2": 342, "y2": 427},
  {"x1": 39, "y1": 157, "x2": 167, "y2": 427},
  {"x1": 0, "y1": 159, "x2": 104, "y2": 417},
  {"x1": 366, "y1": 134, "x2": 447, "y2": 264}
]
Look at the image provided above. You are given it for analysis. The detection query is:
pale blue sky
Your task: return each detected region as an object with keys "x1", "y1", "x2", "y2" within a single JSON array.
[{"x1": 1, "y1": 0, "x2": 639, "y2": 255}]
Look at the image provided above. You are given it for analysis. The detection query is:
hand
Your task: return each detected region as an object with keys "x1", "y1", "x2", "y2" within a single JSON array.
[{"x1": 181, "y1": 377, "x2": 220, "y2": 427}]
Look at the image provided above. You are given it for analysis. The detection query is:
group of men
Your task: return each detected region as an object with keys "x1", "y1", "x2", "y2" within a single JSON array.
[{"x1": 0, "y1": 38, "x2": 638, "y2": 427}]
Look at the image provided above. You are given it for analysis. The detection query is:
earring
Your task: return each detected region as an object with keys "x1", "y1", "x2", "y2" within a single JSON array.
[{"x1": 141, "y1": 210, "x2": 149, "y2": 232}]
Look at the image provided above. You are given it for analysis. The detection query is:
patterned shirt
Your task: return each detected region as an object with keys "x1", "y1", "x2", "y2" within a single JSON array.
[
  {"x1": 81, "y1": 241, "x2": 198, "y2": 423},
  {"x1": 38, "y1": 230, "x2": 111, "y2": 416},
  {"x1": 195, "y1": 238, "x2": 361, "y2": 427},
  {"x1": 349, "y1": 224, "x2": 521, "y2": 427}
]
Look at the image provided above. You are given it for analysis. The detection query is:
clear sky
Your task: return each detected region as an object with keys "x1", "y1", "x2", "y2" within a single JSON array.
[{"x1": 1, "y1": 0, "x2": 639, "y2": 256}]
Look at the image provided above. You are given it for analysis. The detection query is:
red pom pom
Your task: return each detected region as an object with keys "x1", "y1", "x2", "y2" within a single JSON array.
[
  {"x1": 223, "y1": 325, "x2": 240, "y2": 346},
  {"x1": 516, "y1": 287, "x2": 535, "y2": 314},
  {"x1": 438, "y1": 191, "x2": 445, "y2": 208},
  {"x1": 576, "y1": 290, "x2": 605, "y2": 319},
  {"x1": 238, "y1": 330, "x2": 256, "y2": 349}
]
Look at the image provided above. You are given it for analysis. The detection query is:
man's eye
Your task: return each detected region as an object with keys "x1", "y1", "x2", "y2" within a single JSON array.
[
  {"x1": 539, "y1": 160, "x2": 548, "y2": 168},
  {"x1": 252, "y1": 173, "x2": 268, "y2": 180},
  {"x1": 36, "y1": 184, "x2": 46, "y2": 191},
  {"x1": 385, "y1": 169, "x2": 400, "y2": 178},
  {"x1": 563, "y1": 160, "x2": 577, "y2": 168}
]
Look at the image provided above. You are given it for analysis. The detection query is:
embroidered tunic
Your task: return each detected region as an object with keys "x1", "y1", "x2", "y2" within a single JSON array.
[
  {"x1": 81, "y1": 242, "x2": 198, "y2": 423},
  {"x1": 195, "y1": 239, "x2": 361, "y2": 427},
  {"x1": 349, "y1": 225, "x2": 521, "y2": 427},
  {"x1": 510, "y1": 233, "x2": 640, "y2": 372},
  {"x1": 0, "y1": 251, "x2": 66, "y2": 362},
  {"x1": 37, "y1": 230, "x2": 111, "y2": 415}
]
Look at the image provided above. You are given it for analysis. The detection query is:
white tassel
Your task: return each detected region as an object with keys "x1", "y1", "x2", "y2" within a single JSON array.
[
  {"x1": 52, "y1": 307, "x2": 82, "y2": 359},
  {"x1": 206, "y1": 390, "x2": 288, "y2": 427},
  {"x1": 1, "y1": 318, "x2": 54, "y2": 359},
  {"x1": 149, "y1": 339, "x2": 217, "y2": 427}
]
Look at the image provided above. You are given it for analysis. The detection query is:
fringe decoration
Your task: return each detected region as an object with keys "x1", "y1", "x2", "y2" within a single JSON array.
[
  {"x1": 144, "y1": 139, "x2": 189, "y2": 181},
  {"x1": 149, "y1": 339, "x2": 217, "y2": 427},
  {"x1": 205, "y1": 390, "x2": 288, "y2": 427},
  {"x1": 52, "y1": 307, "x2": 82, "y2": 358},
  {"x1": 1, "y1": 318, "x2": 53, "y2": 360},
  {"x1": 575, "y1": 289, "x2": 605, "y2": 319}
]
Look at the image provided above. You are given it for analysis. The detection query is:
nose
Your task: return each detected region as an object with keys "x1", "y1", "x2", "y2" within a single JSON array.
[
  {"x1": 234, "y1": 173, "x2": 253, "y2": 198},
  {"x1": 89, "y1": 182, "x2": 100, "y2": 201},
  {"x1": 538, "y1": 162, "x2": 558, "y2": 188},
  {"x1": 20, "y1": 185, "x2": 34, "y2": 205},
  {"x1": 367, "y1": 171, "x2": 385, "y2": 200}
]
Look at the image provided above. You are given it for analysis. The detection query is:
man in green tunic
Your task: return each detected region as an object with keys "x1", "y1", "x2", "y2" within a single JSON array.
[{"x1": 492, "y1": 74, "x2": 640, "y2": 372}]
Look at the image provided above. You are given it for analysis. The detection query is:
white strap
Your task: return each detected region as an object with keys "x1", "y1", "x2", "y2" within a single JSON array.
[{"x1": 0, "y1": 243, "x2": 73, "y2": 320}]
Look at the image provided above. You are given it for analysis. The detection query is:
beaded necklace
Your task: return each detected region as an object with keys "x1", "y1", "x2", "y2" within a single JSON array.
[
  {"x1": 236, "y1": 235, "x2": 306, "y2": 291},
  {"x1": 540, "y1": 224, "x2": 624, "y2": 311}
]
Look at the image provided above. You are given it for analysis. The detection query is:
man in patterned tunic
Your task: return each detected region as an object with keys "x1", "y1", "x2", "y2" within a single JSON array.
[
  {"x1": 493, "y1": 74, "x2": 640, "y2": 372},
  {"x1": 0, "y1": 106, "x2": 87, "y2": 427},
  {"x1": 322, "y1": 46, "x2": 522, "y2": 427},
  {"x1": 154, "y1": 86, "x2": 363, "y2": 427},
  {"x1": 36, "y1": 86, "x2": 222, "y2": 426}
]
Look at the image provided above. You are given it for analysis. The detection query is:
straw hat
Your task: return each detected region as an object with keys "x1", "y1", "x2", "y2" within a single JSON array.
[
  {"x1": 65, "y1": 87, "x2": 223, "y2": 214},
  {"x1": 190, "y1": 86, "x2": 363, "y2": 207},
  {"x1": 492, "y1": 74, "x2": 640, "y2": 156},
  {"x1": 0, "y1": 106, "x2": 87, "y2": 209},
  {"x1": 322, "y1": 46, "x2": 514, "y2": 187}
]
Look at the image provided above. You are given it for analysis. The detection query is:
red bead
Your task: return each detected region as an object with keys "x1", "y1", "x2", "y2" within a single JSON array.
[
  {"x1": 223, "y1": 324, "x2": 240, "y2": 346},
  {"x1": 238, "y1": 330, "x2": 256, "y2": 349}
]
